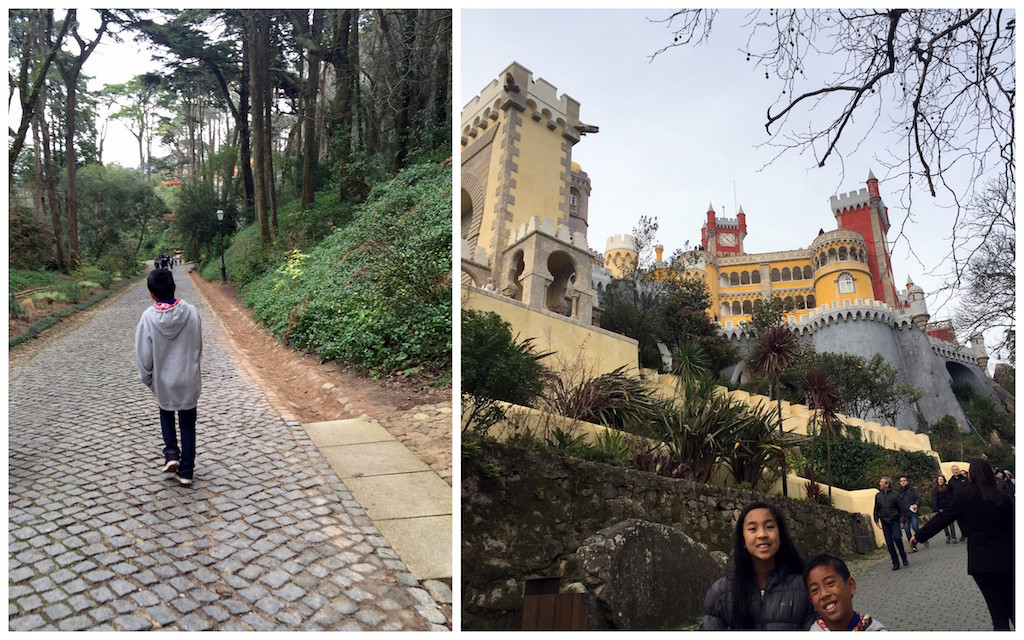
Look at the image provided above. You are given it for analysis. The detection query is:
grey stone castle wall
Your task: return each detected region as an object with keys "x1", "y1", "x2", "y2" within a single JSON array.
[{"x1": 722, "y1": 313, "x2": 975, "y2": 432}]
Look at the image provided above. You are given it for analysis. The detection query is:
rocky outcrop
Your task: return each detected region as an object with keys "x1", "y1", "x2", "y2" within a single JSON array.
[{"x1": 569, "y1": 519, "x2": 727, "y2": 629}]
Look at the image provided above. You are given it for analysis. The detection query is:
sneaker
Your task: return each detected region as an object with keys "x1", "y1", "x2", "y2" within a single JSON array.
[
  {"x1": 903, "y1": 558, "x2": 909, "y2": 567},
  {"x1": 175, "y1": 474, "x2": 193, "y2": 486},
  {"x1": 891, "y1": 564, "x2": 900, "y2": 571},
  {"x1": 162, "y1": 459, "x2": 180, "y2": 473}
]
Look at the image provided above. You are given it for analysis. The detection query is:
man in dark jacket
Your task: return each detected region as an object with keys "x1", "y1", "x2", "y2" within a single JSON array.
[
  {"x1": 898, "y1": 475, "x2": 926, "y2": 550},
  {"x1": 874, "y1": 477, "x2": 908, "y2": 570},
  {"x1": 996, "y1": 468, "x2": 1015, "y2": 497},
  {"x1": 948, "y1": 465, "x2": 970, "y2": 541}
]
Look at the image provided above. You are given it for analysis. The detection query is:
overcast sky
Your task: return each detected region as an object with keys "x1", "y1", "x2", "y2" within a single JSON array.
[{"x1": 460, "y1": 8, "x2": 1001, "y2": 354}]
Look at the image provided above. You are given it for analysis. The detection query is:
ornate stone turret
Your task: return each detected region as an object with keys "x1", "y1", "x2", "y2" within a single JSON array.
[
  {"x1": 604, "y1": 234, "x2": 637, "y2": 279},
  {"x1": 906, "y1": 276, "x2": 930, "y2": 330},
  {"x1": 969, "y1": 334, "x2": 990, "y2": 370}
]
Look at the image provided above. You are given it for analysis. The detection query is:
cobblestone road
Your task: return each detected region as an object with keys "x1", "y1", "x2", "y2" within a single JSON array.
[
  {"x1": 851, "y1": 538, "x2": 1003, "y2": 631},
  {"x1": 9, "y1": 272, "x2": 449, "y2": 631}
]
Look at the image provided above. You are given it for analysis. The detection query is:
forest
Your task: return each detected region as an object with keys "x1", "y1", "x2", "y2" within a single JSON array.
[{"x1": 9, "y1": 9, "x2": 453, "y2": 377}]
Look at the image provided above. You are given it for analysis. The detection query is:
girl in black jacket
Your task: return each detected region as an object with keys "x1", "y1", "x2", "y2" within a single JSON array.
[
  {"x1": 913, "y1": 460, "x2": 1014, "y2": 630},
  {"x1": 931, "y1": 474, "x2": 956, "y2": 543},
  {"x1": 701, "y1": 501, "x2": 816, "y2": 630}
]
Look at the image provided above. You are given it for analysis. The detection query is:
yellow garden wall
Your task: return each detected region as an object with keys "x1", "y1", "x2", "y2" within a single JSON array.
[{"x1": 463, "y1": 285, "x2": 639, "y2": 377}]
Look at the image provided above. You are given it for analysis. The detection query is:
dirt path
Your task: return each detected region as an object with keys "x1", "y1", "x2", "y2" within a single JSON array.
[{"x1": 188, "y1": 270, "x2": 453, "y2": 485}]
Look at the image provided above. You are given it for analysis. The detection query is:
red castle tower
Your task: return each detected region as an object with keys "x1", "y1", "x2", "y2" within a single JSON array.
[
  {"x1": 830, "y1": 170, "x2": 899, "y2": 307},
  {"x1": 701, "y1": 204, "x2": 746, "y2": 257}
]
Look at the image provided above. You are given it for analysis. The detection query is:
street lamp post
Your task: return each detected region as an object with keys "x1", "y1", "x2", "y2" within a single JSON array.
[{"x1": 216, "y1": 209, "x2": 226, "y2": 283}]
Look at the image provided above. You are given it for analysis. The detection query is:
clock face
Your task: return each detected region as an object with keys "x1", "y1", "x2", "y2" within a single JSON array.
[{"x1": 719, "y1": 232, "x2": 737, "y2": 247}]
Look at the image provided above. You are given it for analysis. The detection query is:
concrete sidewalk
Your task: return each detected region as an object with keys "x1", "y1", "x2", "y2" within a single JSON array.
[{"x1": 303, "y1": 419, "x2": 452, "y2": 583}]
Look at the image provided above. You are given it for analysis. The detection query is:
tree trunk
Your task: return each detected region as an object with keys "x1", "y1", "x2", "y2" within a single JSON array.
[
  {"x1": 246, "y1": 9, "x2": 272, "y2": 241},
  {"x1": 56, "y1": 10, "x2": 109, "y2": 270},
  {"x1": 296, "y1": 9, "x2": 323, "y2": 209},
  {"x1": 9, "y1": 9, "x2": 71, "y2": 183}
]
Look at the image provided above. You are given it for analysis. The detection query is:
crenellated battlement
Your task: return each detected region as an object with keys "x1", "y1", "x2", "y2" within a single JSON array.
[
  {"x1": 509, "y1": 216, "x2": 590, "y2": 251},
  {"x1": 605, "y1": 233, "x2": 637, "y2": 253},
  {"x1": 710, "y1": 216, "x2": 741, "y2": 229},
  {"x1": 720, "y1": 297, "x2": 907, "y2": 340},
  {"x1": 830, "y1": 188, "x2": 871, "y2": 213},
  {"x1": 461, "y1": 62, "x2": 574, "y2": 141}
]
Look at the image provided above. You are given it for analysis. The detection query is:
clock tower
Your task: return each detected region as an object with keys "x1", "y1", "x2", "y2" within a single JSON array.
[{"x1": 700, "y1": 204, "x2": 746, "y2": 257}]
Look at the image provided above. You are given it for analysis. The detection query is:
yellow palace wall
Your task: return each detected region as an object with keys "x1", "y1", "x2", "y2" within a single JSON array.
[{"x1": 463, "y1": 285, "x2": 639, "y2": 376}]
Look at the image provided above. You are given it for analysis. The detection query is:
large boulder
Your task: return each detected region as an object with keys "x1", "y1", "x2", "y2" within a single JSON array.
[{"x1": 571, "y1": 518, "x2": 727, "y2": 629}]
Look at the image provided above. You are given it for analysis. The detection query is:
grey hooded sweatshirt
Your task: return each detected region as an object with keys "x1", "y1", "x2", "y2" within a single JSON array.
[{"x1": 136, "y1": 299, "x2": 202, "y2": 410}]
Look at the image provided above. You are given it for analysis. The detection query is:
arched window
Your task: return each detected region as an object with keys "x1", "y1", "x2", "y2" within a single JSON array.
[
  {"x1": 803, "y1": 266, "x2": 813, "y2": 279},
  {"x1": 807, "y1": 294, "x2": 816, "y2": 309},
  {"x1": 791, "y1": 268, "x2": 801, "y2": 281},
  {"x1": 732, "y1": 301, "x2": 742, "y2": 315},
  {"x1": 796, "y1": 295, "x2": 806, "y2": 309},
  {"x1": 781, "y1": 267, "x2": 791, "y2": 281},
  {"x1": 742, "y1": 300, "x2": 753, "y2": 314},
  {"x1": 730, "y1": 272, "x2": 740, "y2": 286},
  {"x1": 570, "y1": 187, "x2": 579, "y2": 208},
  {"x1": 721, "y1": 302, "x2": 731, "y2": 317},
  {"x1": 751, "y1": 270, "x2": 761, "y2": 284},
  {"x1": 770, "y1": 268, "x2": 781, "y2": 282},
  {"x1": 828, "y1": 248, "x2": 838, "y2": 263},
  {"x1": 753, "y1": 298, "x2": 764, "y2": 312},
  {"x1": 740, "y1": 271, "x2": 750, "y2": 285},
  {"x1": 720, "y1": 273, "x2": 730, "y2": 288},
  {"x1": 837, "y1": 272, "x2": 855, "y2": 294},
  {"x1": 838, "y1": 246, "x2": 849, "y2": 262}
]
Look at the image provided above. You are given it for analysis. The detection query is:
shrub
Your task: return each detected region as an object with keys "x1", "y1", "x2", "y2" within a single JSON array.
[
  {"x1": 76, "y1": 266, "x2": 114, "y2": 289},
  {"x1": 243, "y1": 161, "x2": 452, "y2": 376},
  {"x1": 461, "y1": 309, "x2": 548, "y2": 406},
  {"x1": 10, "y1": 207, "x2": 55, "y2": 270},
  {"x1": 10, "y1": 294, "x2": 28, "y2": 320},
  {"x1": 60, "y1": 283, "x2": 83, "y2": 304},
  {"x1": 540, "y1": 366, "x2": 665, "y2": 439},
  {"x1": 808, "y1": 427, "x2": 939, "y2": 490}
]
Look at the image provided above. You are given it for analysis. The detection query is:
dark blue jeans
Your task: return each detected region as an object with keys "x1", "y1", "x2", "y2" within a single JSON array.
[
  {"x1": 160, "y1": 407, "x2": 196, "y2": 478},
  {"x1": 903, "y1": 511, "x2": 921, "y2": 540},
  {"x1": 881, "y1": 518, "x2": 907, "y2": 566}
]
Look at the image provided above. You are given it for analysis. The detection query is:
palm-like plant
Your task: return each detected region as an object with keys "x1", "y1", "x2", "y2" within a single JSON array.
[
  {"x1": 747, "y1": 325, "x2": 801, "y2": 496},
  {"x1": 805, "y1": 369, "x2": 841, "y2": 501},
  {"x1": 722, "y1": 400, "x2": 807, "y2": 491},
  {"x1": 658, "y1": 373, "x2": 747, "y2": 483}
]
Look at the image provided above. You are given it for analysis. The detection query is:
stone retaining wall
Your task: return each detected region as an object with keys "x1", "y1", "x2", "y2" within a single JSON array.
[{"x1": 462, "y1": 441, "x2": 857, "y2": 630}]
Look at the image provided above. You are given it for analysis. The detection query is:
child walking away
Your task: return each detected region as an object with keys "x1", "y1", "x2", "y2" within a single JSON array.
[
  {"x1": 804, "y1": 554, "x2": 887, "y2": 631},
  {"x1": 135, "y1": 268, "x2": 202, "y2": 486}
]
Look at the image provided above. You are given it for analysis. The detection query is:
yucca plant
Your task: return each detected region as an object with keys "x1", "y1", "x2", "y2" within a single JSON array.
[
  {"x1": 720, "y1": 400, "x2": 806, "y2": 491},
  {"x1": 541, "y1": 366, "x2": 666, "y2": 439},
  {"x1": 658, "y1": 373, "x2": 749, "y2": 483}
]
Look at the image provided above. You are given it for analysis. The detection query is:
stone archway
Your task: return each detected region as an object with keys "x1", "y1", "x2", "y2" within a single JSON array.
[{"x1": 546, "y1": 251, "x2": 576, "y2": 316}]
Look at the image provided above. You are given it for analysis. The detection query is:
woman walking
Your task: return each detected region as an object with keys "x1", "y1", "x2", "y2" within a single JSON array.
[
  {"x1": 701, "y1": 501, "x2": 816, "y2": 630},
  {"x1": 931, "y1": 474, "x2": 957, "y2": 543},
  {"x1": 912, "y1": 459, "x2": 1014, "y2": 630}
]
